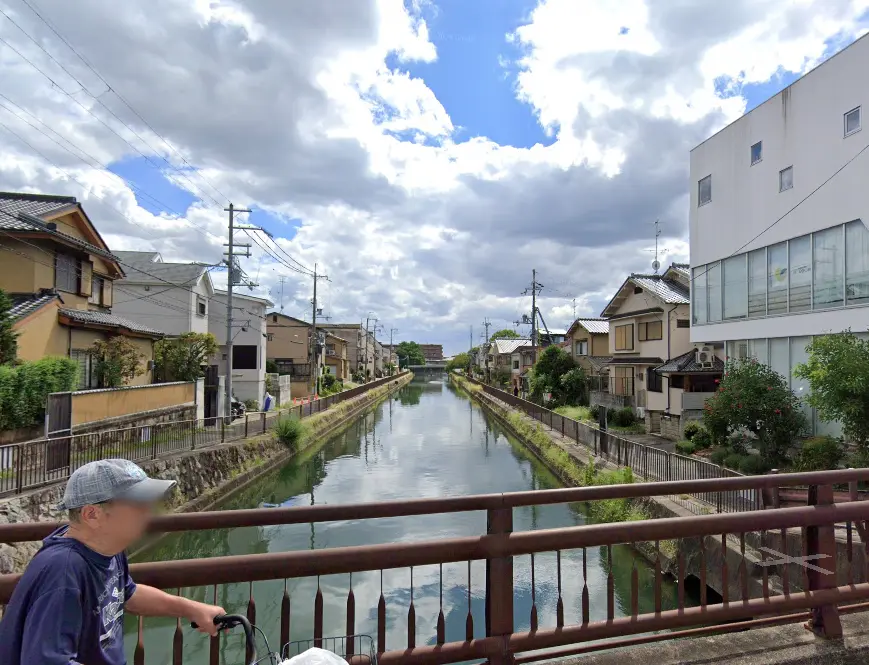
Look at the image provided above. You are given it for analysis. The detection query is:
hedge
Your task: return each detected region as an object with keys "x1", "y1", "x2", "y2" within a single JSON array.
[{"x1": 0, "y1": 357, "x2": 78, "y2": 431}]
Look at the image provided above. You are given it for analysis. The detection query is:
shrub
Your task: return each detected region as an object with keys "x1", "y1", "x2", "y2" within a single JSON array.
[
  {"x1": 682, "y1": 421, "x2": 702, "y2": 441},
  {"x1": 691, "y1": 427, "x2": 713, "y2": 450},
  {"x1": 244, "y1": 398, "x2": 259, "y2": 411},
  {"x1": 710, "y1": 447, "x2": 729, "y2": 466},
  {"x1": 589, "y1": 405, "x2": 601, "y2": 421},
  {"x1": 274, "y1": 416, "x2": 306, "y2": 449},
  {"x1": 0, "y1": 357, "x2": 78, "y2": 431},
  {"x1": 791, "y1": 436, "x2": 843, "y2": 471},
  {"x1": 90, "y1": 336, "x2": 145, "y2": 388},
  {"x1": 675, "y1": 440, "x2": 696, "y2": 456},
  {"x1": 738, "y1": 454, "x2": 770, "y2": 475},
  {"x1": 723, "y1": 453, "x2": 745, "y2": 470},
  {"x1": 609, "y1": 407, "x2": 636, "y2": 427},
  {"x1": 321, "y1": 373, "x2": 337, "y2": 389}
]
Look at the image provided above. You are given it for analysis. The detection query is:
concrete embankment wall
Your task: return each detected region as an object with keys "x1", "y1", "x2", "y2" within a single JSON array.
[{"x1": 0, "y1": 373, "x2": 413, "y2": 574}]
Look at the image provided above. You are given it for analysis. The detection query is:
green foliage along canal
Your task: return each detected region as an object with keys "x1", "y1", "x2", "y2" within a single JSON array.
[{"x1": 125, "y1": 376, "x2": 693, "y2": 664}]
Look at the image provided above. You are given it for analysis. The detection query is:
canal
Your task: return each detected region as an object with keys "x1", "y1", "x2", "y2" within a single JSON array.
[{"x1": 125, "y1": 376, "x2": 691, "y2": 664}]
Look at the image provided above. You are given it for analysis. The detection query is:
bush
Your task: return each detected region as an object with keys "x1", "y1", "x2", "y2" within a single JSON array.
[
  {"x1": 675, "y1": 440, "x2": 696, "y2": 456},
  {"x1": 589, "y1": 405, "x2": 601, "y2": 421},
  {"x1": 274, "y1": 416, "x2": 306, "y2": 449},
  {"x1": 682, "y1": 421, "x2": 702, "y2": 441},
  {"x1": 0, "y1": 357, "x2": 78, "y2": 431},
  {"x1": 244, "y1": 398, "x2": 259, "y2": 411},
  {"x1": 710, "y1": 447, "x2": 729, "y2": 466},
  {"x1": 321, "y1": 373, "x2": 337, "y2": 389},
  {"x1": 738, "y1": 454, "x2": 770, "y2": 475},
  {"x1": 608, "y1": 407, "x2": 636, "y2": 427},
  {"x1": 691, "y1": 427, "x2": 713, "y2": 450},
  {"x1": 791, "y1": 436, "x2": 843, "y2": 471},
  {"x1": 723, "y1": 453, "x2": 745, "y2": 470}
]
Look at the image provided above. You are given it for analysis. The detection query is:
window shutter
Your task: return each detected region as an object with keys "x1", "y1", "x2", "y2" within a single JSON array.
[
  {"x1": 102, "y1": 279, "x2": 113, "y2": 307},
  {"x1": 80, "y1": 261, "x2": 92, "y2": 297}
]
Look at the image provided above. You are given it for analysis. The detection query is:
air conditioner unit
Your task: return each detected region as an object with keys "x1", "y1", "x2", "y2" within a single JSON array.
[
  {"x1": 695, "y1": 345, "x2": 714, "y2": 367},
  {"x1": 636, "y1": 407, "x2": 646, "y2": 419}
]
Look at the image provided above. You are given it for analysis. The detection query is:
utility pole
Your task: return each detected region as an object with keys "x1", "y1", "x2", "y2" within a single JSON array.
[
  {"x1": 521, "y1": 269, "x2": 544, "y2": 364},
  {"x1": 223, "y1": 203, "x2": 251, "y2": 420},
  {"x1": 277, "y1": 275, "x2": 288, "y2": 312},
  {"x1": 389, "y1": 328, "x2": 398, "y2": 375},
  {"x1": 308, "y1": 264, "x2": 329, "y2": 396},
  {"x1": 482, "y1": 318, "x2": 491, "y2": 382}
]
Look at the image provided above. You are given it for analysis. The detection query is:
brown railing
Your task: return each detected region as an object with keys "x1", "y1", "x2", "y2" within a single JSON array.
[
  {"x1": 1, "y1": 469, "x2": 868, "y2": 664},
  {"x1": 463, "y1": 375, "x2": 754, "y2": 513},
  {"x1": 0, "y1": 372, "x2": 409, "y2": 497}
]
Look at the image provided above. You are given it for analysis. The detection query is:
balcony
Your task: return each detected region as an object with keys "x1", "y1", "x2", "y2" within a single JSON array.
[
  {"x1": 682, "y1": 391, "x2": 716, "y2": 411},
  {"x1": 590, "y1": 391, "x2": 634, "y2": 409}
]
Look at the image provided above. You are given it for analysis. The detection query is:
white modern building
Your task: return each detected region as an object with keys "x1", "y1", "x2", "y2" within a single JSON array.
[
  {"x1": 689, "y1": 33, "x2": 869, "y2": 436},
  {"x1": 209, "y1": 290, "x2": 274, "y2": 407},
  {"x1": 112, "y1": 251, "x2": 214, "y2": 336}
]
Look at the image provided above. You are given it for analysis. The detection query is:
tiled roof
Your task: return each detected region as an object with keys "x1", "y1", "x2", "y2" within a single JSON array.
[
  {"x1": 492, "y1": 338, "x2": 531, "y2": 355},
  {"x1": 115, "y1": 253, "x2": 208, "y2": 286},
  {"x1": 655, "y1": 350, "x2": 725, "y2": 374},
  {"x1": 630, "y1": 275, "x2": 690, "y2": 304},
  {"x1": 58, "y1": 308, "x2": 164, "y2": 337},
  {"x1": 0, "y1": 192, "x2": 77, "y2": 220},
  {"x1": 8, "y1": 292, "x2": 59, "y2": 322},
  {"x1": 574, "y1": 318, "x2": 609, "y2": 335},
  {"x1": 586, "y1": 356, "x2": 613, "y2": 372}
]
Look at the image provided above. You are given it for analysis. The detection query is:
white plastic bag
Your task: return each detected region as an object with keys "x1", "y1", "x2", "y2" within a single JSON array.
[{"x1": 282, "y1": 647, "x2": 348, "y2": 665}]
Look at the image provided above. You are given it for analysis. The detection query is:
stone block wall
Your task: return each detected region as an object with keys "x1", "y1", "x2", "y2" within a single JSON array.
[
  {"x1": 644, "y1": 410, "x2": 661, "y2": 434},
  {"x1": 660, "y1": 414, "x2": 682, "y2": 440}
]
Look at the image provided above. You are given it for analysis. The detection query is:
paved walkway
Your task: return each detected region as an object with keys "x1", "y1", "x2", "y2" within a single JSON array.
[{"x1": 618, "y1": 431, "x2": 676, "y2": 452}]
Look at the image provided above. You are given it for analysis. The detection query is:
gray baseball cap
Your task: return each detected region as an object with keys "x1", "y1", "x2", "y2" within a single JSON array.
[{"x1": 57, "y1": 459, "x2": 176, "y2": 511}]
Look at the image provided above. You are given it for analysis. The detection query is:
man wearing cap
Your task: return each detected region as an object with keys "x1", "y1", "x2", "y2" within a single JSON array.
[{"x1": 0, "y1": 459, "x2": 225, "y2": 665}]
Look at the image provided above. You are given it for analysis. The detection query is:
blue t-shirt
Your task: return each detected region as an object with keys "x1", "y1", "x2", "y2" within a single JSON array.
[{"x1": 0, "y1": 526, "x2": 137, "y2": 665}]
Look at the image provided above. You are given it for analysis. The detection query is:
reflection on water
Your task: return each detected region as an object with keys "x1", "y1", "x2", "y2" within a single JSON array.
[{"x1": 126, "y1": 378, "x2": 694, "y2": 664}]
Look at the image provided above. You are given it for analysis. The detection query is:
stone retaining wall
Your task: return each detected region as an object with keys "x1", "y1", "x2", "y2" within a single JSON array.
[{"x1": 0, "y1": 373, "x2": 413, "y2": 575}]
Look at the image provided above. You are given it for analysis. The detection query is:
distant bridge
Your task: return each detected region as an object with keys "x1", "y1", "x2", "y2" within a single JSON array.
[{"x1": 407, "y1": 363, "x2": 446, "y2": 377}]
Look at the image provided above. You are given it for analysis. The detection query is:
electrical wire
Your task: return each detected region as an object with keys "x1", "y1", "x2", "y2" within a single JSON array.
[{"x1": 16, "y1": 0, "x2": 231, "y2": 206}]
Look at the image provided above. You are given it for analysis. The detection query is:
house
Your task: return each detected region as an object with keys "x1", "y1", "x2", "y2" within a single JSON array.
[
  {"x1": 689, "y1": 33, "x2": 869, "y2": 439},
  {"x1": 565, "y1": 318, "x2": 611, "y2": 391},
  {"x1": 111, "y1": 251, "x2": 214, "y2": 336},
  {"x1": 596, "y1": 263, "x2": 697, "y2": 434},
  {"x1": 324, "y1": 333, "x2": 349, "y2": 380},
  {"x1": 0, "y1": 191, "x2": 163, "y2": 388},
  {"x1": 539, "y1": 329, "x2": 567, "y2": 346},
  {"x1": 265, "y1": 312, "x2": 314, "y2": 396},
  {"x1": 488, "y1": 338, "x2": 531, "y2": 390},
  {"x1": 373, "y1": 338, "x2": 384, "y2": 377},
  {"x1": 317, "y1": 323, "x2": 368, "y2": 378},
  {"x1": 209, "y1": 290, "x2": 272, "y2": 406}
]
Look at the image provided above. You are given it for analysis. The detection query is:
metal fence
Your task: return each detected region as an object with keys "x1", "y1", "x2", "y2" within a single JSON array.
[
  {"x1": 1, "y1": 469, "x2": 867, "y2": 664},
  {"x1": 463, "y1": 375, "x2": 754, "y2": 514},
  {"x1": 0, "y1": 373, "x2": 409, "y2": 498}
]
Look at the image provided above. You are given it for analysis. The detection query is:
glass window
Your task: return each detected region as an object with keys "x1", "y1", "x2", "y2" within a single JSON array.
[
  {"x1": 846, "y1": 220, "x2": 869, "y2": 305},
  {"x1": 748, "y1": 248, "x2": 766, "y2": 317},
  {"x1": 613, "y1": 366, "x2": 634, "y2": 396},
  {"x1": 789, "y1": 235, "x2": 811, "y2": 312},
  {"x1": 845, "y1": 107, "x2": 861, "y2": 136},
  {"x1": 575, "y1": 340, "x2": 588, "y2": 356},
  {"x1": 749, "y1": 338, "x2": 768, "y2": 366},
  {"x1": 647, "y1": 368, "x2": 662, "y2": 393},
  {"x1": 55, "y1": 253, "x2": 78, "y2": 293},
  {"x1": 769, "y1": 338, "x2": 789, "y2": 383},
  {"x1": 692, "y1": 266, "x2": 707, "y2": 324},
  {"x1": 232, "y1": 345, "x2": 258, "y2": 370},
  {"x1": 750, "y1": 141, "x2": 762, "y2": 165},
  {"x1": 707, "y1": 261, "x2": 722, "y2": 322},
  {"x1": 614, "y1": 324, "x2": 634, "y2": 351},
  {"x1": 638, "y1": 321, "x2": 662, "y2": 341},
  {"x1": 779, "y1": 166, "x2": 793, "y2": 192},
  {"x1": 89, "y1": 276, "x2": 104, "y2": 306},
  {"x1": 723, "y1": 255, "x2": 747, "y2": 319},
  {"x1": 813, "y1": 226, "x2": 844, "y2": 309},
  {"x1": 767, "y1": 242, "x2": 788, "y2": 315},
  {"x1": 726, "y1": 340, "x2": 748, "y2": 360},
  {"x1": 698, "y1": 175, "x2": 712, "y2": 206}
]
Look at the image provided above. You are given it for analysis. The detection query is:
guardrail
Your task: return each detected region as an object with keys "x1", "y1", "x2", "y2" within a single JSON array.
[
  {"x1": 463, "y1": 375, "x2": 752, "y2": 514},
  {"x1": 0, "y1": 372, "x2": 409, "y2": 498},
  {"x1": 1, "y1": 469, "x2": 867, "y2": 664}
]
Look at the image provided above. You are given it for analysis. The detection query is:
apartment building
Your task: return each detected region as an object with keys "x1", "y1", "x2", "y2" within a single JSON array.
[{"x1": 689, "y1": 33, "x2": 869, "y2": 437}]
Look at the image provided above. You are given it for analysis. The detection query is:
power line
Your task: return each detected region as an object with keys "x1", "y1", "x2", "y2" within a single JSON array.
[{"x1": 16, "y1": 0, "x2": 231, "y2": 206}]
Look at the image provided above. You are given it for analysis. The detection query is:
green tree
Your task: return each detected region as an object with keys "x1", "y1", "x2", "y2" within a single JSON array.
[
  {"x1": 446, "y1": 352, "x2": 470, "y2": 372},
  {"x1": 560, "y1": 367, "x2": 588, "y2": 404},
  {"x1": 491, "y1": 367, "x2": 511, "y2": 388},
  {"x1": 0, "y1": 289, "x2": 18, "y2": 365},
  {"x1": 794, "y1": 331, "x2": 869, "y2": 454},
  {"x1": 490, "y1": 329, "x2": 520, "y2": 341},
  {"x1": 90, "y1": 336, "x2": 145, "y2": 388},
  {"x1": 396, "y1": 341, "x2": 425, "y2": 366},
  {"x1": 154, "y1": 332, "x2": 219, "y2": 382},
  {"x1": 529, "y1": 345, "x2": 579, "y2": 405},
  {"x1": 702, "y1": 357, "x2": 807, "y2": 466}
]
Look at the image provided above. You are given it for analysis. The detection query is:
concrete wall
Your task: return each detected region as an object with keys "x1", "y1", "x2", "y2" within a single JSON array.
[
  {"x1": 209, "y1": 292, "x2": 269, "y2": 405},
  {"x1": 13, "y1": 300, "x2": 67, "y2": 360},
  {"x1": 69, "y1": 382, "x2": 194, "y2": 427}
]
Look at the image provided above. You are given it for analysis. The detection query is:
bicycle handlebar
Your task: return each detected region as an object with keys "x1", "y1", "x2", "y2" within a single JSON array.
[{"x1": 191, "y1": 614, "x2": 257, "y2": 664}]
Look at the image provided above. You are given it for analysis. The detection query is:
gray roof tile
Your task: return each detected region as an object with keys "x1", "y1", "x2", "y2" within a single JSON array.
[
  {"x1": 655, "y1": 350, "x2": 725, "y2": 374},
  {"x1": 8, "y1": 292, "x2": 59, "y2": 322},
  {"x1": 630, "y1": 275, "x2": 690, "y2": 304},
  {"x1": 491, "y1": 338, "x2": 531, "y2": 354},
  {"x1": 574, "y1": 318, "x2": 609, "y2": 334},
  {"x1": 58, "y1": 308, "x2": 164, "y2": 336},
  {"x1": 115, "y1": 254, "x2": 208, "y2": 286},
  {"x1": 0, "y1": 192, "x2": 77, "y2": 220}
]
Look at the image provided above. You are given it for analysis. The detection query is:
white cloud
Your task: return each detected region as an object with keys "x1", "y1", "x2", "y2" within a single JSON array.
[{"x1": 0, "y1": 0, "x2": 866, "y2": 353}]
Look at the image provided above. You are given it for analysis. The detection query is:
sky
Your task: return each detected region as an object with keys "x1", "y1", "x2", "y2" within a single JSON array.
[{"x1": 1, "y1": 0, "x2": 868, "y2": 355}]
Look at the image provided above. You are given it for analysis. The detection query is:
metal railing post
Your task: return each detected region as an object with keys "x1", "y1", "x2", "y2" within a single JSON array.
[
  {"x1": 262, "y1": 412, "x2": 266, "y2": 434},
  {"x1": 485, "y1": 506, "x2": 513, "y2": 665},
  {"x1": 806, "y1": 484, "x2": 843, "y2": 638},
  {"x1": 221, "y1": 417, "x2": 226, "y2": 444},
  {"x1": 244, "y1": 414, "x2": 249, "y2": 438}
]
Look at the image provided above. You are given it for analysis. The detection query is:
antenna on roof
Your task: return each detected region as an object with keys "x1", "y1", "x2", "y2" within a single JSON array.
[{"x1": 644, "y1": 219, "x2": 669, "y2": 274}]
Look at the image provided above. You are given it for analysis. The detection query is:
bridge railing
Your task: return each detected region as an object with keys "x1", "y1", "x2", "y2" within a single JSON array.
[
  {"x1": 1, "y1": 469, "x2": 868, "y2": 664},
  {"x1": 460, "y1": 375, "x2": 755, "y2": 514}
]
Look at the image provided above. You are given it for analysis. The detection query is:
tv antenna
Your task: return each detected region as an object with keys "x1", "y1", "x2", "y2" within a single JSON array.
[{"x1": 645, "y1": 219, "x2": 669, "y2": 274}]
